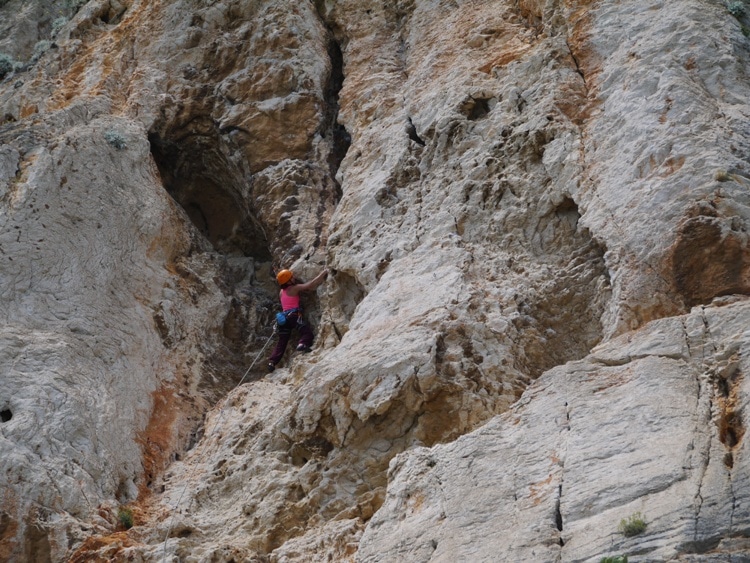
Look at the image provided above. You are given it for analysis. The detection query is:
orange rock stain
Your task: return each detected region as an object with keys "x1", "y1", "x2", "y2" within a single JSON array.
[{"x1": 50, "y1": 0, "x2": 164, "y2": 113}]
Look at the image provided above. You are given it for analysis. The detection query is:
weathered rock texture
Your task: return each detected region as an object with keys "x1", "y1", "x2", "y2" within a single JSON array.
[
  {"x1": 359, "y1": 299, "x2": 750, "y2": 562},
  {"x1": 0, "y1": 0, "x2": 749, "y2": 561}
]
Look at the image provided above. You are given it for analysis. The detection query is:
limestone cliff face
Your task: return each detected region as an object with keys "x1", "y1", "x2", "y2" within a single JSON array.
[{"x1": 0, "y1": 0, "x2": 749, "y2": 561}]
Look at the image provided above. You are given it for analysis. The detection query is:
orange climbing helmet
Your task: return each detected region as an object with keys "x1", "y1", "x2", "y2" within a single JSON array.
[{"x1": 276, "y1": 269, "x2": 293, "y2": 285}]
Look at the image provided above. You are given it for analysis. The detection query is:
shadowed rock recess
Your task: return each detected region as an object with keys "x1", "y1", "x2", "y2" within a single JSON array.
[{"x1": 0, "y1": 0, "x2": 750, "y2": 561}]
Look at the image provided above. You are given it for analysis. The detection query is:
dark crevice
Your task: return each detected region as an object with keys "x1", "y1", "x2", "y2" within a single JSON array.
[
  {"x1": 720, "y1": 421, "x2": 741, "y2": 448},
  {"x1": 406, "y1": 116, "x2": 425, "y2": 146},
  {"x1": 724, "y1": 452, "x2": 735, "y2": 469},
  {"x1": 565, "y1": 39, "x2": 587, "y2": 91},
  {"x1": 718, "y1": 376, "x2": 730, "y2": 398},
  {"x1": 714, "y1": 365, "x2": 744, "y2": 459},
  {"x1": 555, "y1": 484, "x2": 564, "y2": 533},
  {"x1": 0, "y1": 409, "x2": 11, "y2": 422},
  {"x1": 556, "y1": 398, "x2": 568, "y2": 547},
  {"x1": 321, "y1": 34, "x2": 350, "y2": 197},
  {"x1": 693, "y1": 309, "x2": 716, "y2": 544}
]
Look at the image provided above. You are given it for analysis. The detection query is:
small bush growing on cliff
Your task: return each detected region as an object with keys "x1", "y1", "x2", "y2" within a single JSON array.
[
  {"x1": 52, "y1": 17, "x2": 69, "y2": 38},
  {"x1": 31, "y1": 40, "x2": 53, "y2": 63},
  {"x1": 715, "y1": 169, "x2": 731, "y2": 181},
  {"x1": 118, "y1": 506, "x2": 134, "y2": 529},
  {"x1": 600, "y1": 556, "x2": 628, "y2": 563},
  {"x1": 0, "y1": 53, "x2": 14, "y2": 79},
  {"x1": 728, "y1": 1, "x2": 746, "y2": 17},
  {"x1": 104, "y1": 130, "x2": 127, "y2": 150},
  {"x1": 619, "y1": 512, "x2": 647, "y2": 537}
]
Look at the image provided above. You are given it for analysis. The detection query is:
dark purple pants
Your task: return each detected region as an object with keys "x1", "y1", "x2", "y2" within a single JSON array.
[{"x1": 269, "y1": 315, "x2": 314, "y2": 366}]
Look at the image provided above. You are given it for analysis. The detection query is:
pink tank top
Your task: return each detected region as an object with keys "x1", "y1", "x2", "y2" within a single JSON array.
[{"x1": 280, "y1": 288, "x2": 300, "y2": 311}]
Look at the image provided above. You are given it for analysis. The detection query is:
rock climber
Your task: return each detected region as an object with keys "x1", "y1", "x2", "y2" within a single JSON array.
[{"x1": 267, "y1": 267, "x2": 329, "y2": 372}]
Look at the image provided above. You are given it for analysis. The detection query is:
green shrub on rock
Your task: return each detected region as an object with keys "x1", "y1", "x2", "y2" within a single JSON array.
[
  {"x1": 32, "y1": 40, "x2": 52, "y2": 63},
  {"x1": 52, "y1": 16, "x2": 69, "y2": 37},
  {"x1": 619, "y1": 512, "x2": 647, "y2": 537},
  {"x1": 118, "y1": 506, "x2": 134, "y2": 529},
  {"x1": 104, "y1": 130, "x2": 127, "y2": 150},
  {"x1": 0, "y1": 53, "x2": 22, "y2": 80},
  {"x1": 728, "y1": 1, "x2": 746, "y2": 17}
]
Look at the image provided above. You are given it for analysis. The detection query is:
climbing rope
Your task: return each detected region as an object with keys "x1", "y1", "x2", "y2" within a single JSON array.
[{"x1": 160, "y1": 324, "x2": 277, "y2": 562}]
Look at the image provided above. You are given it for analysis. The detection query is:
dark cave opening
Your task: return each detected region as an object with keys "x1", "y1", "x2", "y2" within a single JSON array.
[
  {"x1": 0, "y1": 409, "x2": 11, "y2": 423},
  {"x1": 461, "y1": 96, "x2": 496, "y2": 121},
  {"x1": 555, "y1": 196, "x2": 581, "y2": 231},
  {"x1": 148, "y1": 130, "x2": 271, "y2": 261},
  {"x1": 147, "y1": 123, "x2": 280, "y2": 393}
]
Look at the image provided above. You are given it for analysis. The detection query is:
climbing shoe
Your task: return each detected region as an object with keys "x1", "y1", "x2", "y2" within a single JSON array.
[
  {"x1": 296, "y1": 344, "x2": 311, "y2": 353},
  {"x1": 267, "y1": 362, "x2": 276, "y2": 372}
]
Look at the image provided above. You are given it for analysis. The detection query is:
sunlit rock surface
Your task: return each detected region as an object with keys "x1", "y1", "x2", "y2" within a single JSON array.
[
  {"x1": 359, "y1": 299, "x2": 750, "y2": 562},
  {"x1": 0, "y1": 0, "x2": 749, "y2": 561}
]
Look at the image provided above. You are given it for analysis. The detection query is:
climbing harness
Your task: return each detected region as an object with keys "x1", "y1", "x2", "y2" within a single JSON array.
[
  {"x1": 160, "y1": 323, "x2": 277, "y2": 561},
  {"x1": 275, "y1": 308, "x2": 300, "y2": 326}
]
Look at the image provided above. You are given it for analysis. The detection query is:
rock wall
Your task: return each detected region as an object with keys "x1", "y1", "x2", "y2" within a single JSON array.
[
  {"x1": 359, "y1": 299, "x2": 750, "y2": 562},
  {"x1": 0, "y1": 0, "x2": 748, "y2": 561}
]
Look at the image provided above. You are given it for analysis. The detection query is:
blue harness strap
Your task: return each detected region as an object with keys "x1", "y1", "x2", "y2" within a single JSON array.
[{"x1": 276, "y1": 308, "x2": 300, "y2": 325}]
